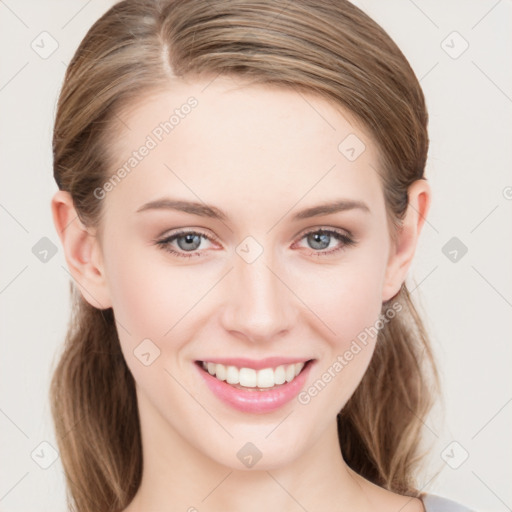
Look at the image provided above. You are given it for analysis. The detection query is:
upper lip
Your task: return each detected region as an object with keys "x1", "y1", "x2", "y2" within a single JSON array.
[{"x1": 197, "y1": 357, "x2": 313, "y2": 370}]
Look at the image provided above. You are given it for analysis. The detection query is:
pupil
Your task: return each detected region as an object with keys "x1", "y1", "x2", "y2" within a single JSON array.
[
  {"x1": 178, "y1": 234, "x2": 201, "y2": 251},
  {"x1": 309, "y1": 232, "x2": 329, "y2": 250}
]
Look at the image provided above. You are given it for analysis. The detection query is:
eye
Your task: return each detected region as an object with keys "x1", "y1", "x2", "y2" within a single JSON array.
[
  {"x1": 294, "y1": 228, "x2": 356, "y2": 256},
  {"x1": 155, "y1": 230, "x2": 218, "y2": 259},
  {"x1": 155, "y1": 227, "x2": 356, "y2": 259}
]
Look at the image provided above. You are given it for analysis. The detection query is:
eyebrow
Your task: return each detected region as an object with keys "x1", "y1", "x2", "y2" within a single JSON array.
[{"x1": 136, "y1": 198, "x2": 371, "y2": 221}]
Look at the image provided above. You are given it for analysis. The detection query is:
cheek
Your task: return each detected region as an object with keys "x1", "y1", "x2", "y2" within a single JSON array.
[
  {"x1": 102, "y1": 246, "x2": 203, "y2": 397},
  {"x1": 298, "y1": 248, "x2": 388, "y2": 349},
  {"x1": 103, "y1": 242, "x2": 200, "y2": 339},
  {"x1": 292, "y1": 241, "x2": 388, "y2": 410},
  {"x1": 104, "y1": 227, "x2": 389, "y2": 354},
  {"x1": 99, "y1": 226, "x2": 391, "y2": 451}
]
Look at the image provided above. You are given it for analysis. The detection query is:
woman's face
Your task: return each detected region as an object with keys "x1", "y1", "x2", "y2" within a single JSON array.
[{"x1": 88, "y1": 76, "x2": 410, "y2": 469}]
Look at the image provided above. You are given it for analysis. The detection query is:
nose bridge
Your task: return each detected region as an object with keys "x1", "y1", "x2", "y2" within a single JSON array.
[{"x1": 221, "y1": 242, "x2": 296, "y2": 342}]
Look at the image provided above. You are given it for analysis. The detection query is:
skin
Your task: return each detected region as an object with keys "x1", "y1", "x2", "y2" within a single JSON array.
[{"x1": 52, "y1": 76, "x2": 429, "y2": 512}]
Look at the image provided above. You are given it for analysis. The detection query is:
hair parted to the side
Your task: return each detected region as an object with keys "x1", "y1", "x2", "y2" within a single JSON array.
[{"x1": 51, "y1": 0, "x2": 440, "y2": 510}]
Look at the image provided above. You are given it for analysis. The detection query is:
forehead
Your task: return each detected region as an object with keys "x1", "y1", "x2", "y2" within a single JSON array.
[{"x1": 104, "y1": 76, "x2": 385, "y2": 218}]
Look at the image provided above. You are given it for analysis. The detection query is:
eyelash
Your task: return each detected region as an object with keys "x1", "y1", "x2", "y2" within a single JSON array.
[{"x1": 155, "y1": 228, "x2": 356, "y2": 259}]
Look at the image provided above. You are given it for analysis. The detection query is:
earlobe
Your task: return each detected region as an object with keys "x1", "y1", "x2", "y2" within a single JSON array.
[
  {"x1": 51, "y1": 190, "x2": 112, "y2": 309},
  {"x1": 381, "y1": 179, "x2": 431, "y2": 302}
]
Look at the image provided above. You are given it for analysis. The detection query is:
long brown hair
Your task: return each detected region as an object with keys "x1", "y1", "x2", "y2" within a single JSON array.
[{"x1": 51, "y1": 1, "x2": 439, "y2": 510}]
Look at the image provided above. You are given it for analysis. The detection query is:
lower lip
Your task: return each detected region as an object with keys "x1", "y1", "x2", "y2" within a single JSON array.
[{"x1": 196, "y1": 361, "x2": 314, "y2": 414}]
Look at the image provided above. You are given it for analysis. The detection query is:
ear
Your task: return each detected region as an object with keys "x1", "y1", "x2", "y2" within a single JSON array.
[
  {"x1": 51, "y1": 190, "x2": 112, "y2": 309},
  {"x1": 381, "y1": 179, "x2": 431, "y2": 302}
]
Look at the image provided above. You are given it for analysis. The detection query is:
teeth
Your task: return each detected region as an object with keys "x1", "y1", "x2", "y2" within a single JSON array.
[
  {"x1": 239, "y1": 368, "x2": 257, "y2": 387},
  {"x1": 201, "y1": 361, "x2": 306, "y2": 388},
  {"x1": 285, "y1": 364, "x2": 296, "y2": 383},
  {"x1": 226, "y1": 365, "x2": 239, "y2": 384},
  {"x1": 274, "y1": 365, "x2": 286, "y2": 385},
  {"x1": 257, "y1": 368, "x2": 274, "y2": 388}
]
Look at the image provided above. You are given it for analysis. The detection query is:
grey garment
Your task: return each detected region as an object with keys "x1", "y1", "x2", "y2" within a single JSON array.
[{"x1": 421, "y1": 493, "x2": 475, "y2": 512}]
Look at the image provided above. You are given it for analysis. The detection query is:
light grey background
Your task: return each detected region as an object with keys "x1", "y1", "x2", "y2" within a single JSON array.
[{"x1": 1, "y1": 1, "x2": 511, "y2": 511}]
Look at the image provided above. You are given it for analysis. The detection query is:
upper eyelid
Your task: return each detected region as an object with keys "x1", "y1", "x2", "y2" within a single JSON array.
[
  {"x1": 158, "y1": 228, "x2": 218, "y2": 241},
  {"x1": 297, "y1": 225, "x2": 353, "y2": 237},
  {"x1": 158, "y1": 225, "x2": 352, "y2": 239}
]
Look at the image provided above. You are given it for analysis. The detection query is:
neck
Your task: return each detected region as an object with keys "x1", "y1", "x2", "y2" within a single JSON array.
[{"x1": 125, "y1": 392, "x2": 373, "y2": 512}]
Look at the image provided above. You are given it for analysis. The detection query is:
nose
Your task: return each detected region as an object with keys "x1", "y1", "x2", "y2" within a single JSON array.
[{"x1": 219, "y1": 246, "x2": 298, "y2": 344}]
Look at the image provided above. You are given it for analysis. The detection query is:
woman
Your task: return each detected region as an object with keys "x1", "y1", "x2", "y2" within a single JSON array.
[{"x1": 50, "y1": 1, "x2": 475, "y2": 511}]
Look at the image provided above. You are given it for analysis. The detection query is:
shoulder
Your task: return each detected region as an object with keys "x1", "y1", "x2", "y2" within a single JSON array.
[{"x1": 420, "y1": 493, "x2": 476, "y2": 512}]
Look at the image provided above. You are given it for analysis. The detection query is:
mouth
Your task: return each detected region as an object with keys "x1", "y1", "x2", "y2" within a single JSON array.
[
  {"x1": 195, "y1": 358, "x2": 314, "y2": 413},
  {"x1": 196, "y1": 359, "x2": 313, "y2": 391}
]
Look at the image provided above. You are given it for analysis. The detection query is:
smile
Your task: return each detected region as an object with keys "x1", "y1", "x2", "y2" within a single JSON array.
[
  {"x1": 195, "y1": 359, "x2": 315, "y2": 414},
  {"x1": 200, "y1": 361, "x2": 306, "y2": 389}
]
